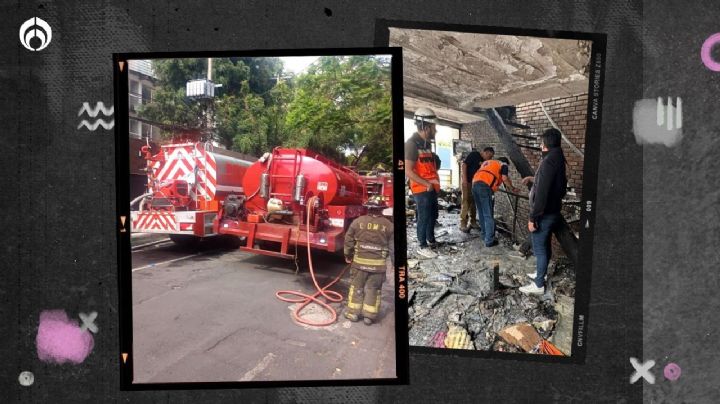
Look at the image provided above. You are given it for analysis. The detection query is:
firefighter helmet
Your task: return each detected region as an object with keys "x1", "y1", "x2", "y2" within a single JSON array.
[{"x1": 364, "y1": 195, "x2": 386, "y2": 209}]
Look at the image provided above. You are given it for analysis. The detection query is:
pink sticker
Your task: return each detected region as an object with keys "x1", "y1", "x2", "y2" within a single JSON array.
[
  {"x1": 664, "y1": 362, "x2": 682, "y2": 381},
  {"x1": 701, "y1": 33, "x2": 720, "y2": 72},
  {"x1": 36, "y1": 310, "x2": 94, "y2": 364}
]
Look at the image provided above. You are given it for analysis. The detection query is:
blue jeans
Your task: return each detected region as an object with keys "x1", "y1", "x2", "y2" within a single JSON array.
[
  {"x1": 414, "y1": 190, "x2": 437, "y2": 247},
  {"x1": 531, "y1": 212, "x2": 560, "y2": 288},
  {"x1": 472, "y1": 182, "x2": 495, "y2": 246}
]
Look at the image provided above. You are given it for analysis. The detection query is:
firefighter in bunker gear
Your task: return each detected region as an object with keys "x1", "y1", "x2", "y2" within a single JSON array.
[{"x1": 344, "y1": 196, "x2": 394, "y2": 325}]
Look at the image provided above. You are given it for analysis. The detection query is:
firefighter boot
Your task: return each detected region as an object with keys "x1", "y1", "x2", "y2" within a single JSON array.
[{"x1": 346, "y1": 269, "x2": 367, "y2": 320}]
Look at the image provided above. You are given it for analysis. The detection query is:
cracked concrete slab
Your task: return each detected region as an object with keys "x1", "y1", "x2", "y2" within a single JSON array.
[{"x1": 390, "y1": 28, "x2": 592, "y2": 122}]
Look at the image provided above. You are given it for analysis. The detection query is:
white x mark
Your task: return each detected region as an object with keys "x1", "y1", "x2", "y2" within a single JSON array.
[
  {"x1": 630, "y1": 357, "x2": 655, "y2": 384},
  {"x1": 79, "y1": 311, "x2": 98, "y2": 333}
]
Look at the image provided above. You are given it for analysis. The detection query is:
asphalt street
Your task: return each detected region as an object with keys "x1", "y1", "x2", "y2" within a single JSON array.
[{"x1": 130, "y1": 235, "x2": 397, "y2": 383}]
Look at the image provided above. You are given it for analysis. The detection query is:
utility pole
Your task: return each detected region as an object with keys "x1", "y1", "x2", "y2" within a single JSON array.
[
  {"x1": 206, "y1": 58, "x2": 213, "y2": 136},
  {"x1": 185, "y1": 58, "x2": 221, "y2": 145}
]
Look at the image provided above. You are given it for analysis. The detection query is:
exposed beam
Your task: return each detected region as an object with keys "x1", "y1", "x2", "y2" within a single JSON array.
[
  {"x1": 467, "y1": 80, "x2": 590, "y2": 109},
  {"x1": 403, "y1": 111, "x2": 462, "y2": 128},
  {"x1": 403, "y1": 81, "x2": 455, "y2": 107},
  {"x1": 403, "y1": 83, "x2": 458, "y2": 109},
  {"x1": 404, "y1": 95, "x2": 486, "y2": 124}
]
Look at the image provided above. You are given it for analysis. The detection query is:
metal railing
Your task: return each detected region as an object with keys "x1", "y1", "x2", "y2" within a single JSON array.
[
  {"x1": 494, "y1": 188, "x2": 582, "y2": 243},
  {"x1": 495, "y1": 188, "x2": 525, "y2": 243}
]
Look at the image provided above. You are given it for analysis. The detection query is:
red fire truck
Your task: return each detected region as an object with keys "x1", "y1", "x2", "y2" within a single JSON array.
[
  {"x1": 214, "y1": 147, "x2": 370, "y2": 259},
  {"x1": 130, "y1": 140, "x2": 254, "y2": 245}
]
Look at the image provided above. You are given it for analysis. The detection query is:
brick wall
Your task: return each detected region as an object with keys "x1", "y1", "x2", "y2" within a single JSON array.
[
  {"x1": 460, "y1": 93, "x2": 588, "y2": 255},
  {"x1": 515, "y1": 94, "x2": 588, "y2": 197}
]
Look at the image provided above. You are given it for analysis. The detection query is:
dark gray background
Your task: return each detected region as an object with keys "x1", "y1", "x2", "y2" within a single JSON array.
[
  {"x1": 3, "y1": 0, "x2": 703, "y2": 402},
  {"x1": 643, "y1": 1, "x2": 720, "y2": 403}
]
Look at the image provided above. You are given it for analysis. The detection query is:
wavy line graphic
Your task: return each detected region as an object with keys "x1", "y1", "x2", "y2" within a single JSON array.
[
  {"x1": 77, "y1": 119, "x2": 115, "y2": 130},
  {"x1": 78, "y1": 102, "x2": 114, "y2": 117}
]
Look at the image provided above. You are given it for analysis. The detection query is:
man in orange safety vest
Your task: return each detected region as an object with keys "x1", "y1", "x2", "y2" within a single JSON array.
[{"x1": 471, "y1": 156, "x2": 518, "y2": 247}]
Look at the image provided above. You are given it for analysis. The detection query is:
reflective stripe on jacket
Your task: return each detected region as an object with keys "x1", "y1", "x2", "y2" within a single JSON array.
[{"x1": 344, "y1": 215, "x2": 394, "y2": 273}]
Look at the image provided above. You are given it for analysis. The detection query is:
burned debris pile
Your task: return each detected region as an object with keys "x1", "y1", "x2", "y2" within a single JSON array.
[
  {"x1": 407, "y1": 210, "x2": 576, "y2": 355},
  {"x1": 437, "y1": 187, "x2": 461, "y2": 212},
  {"x1": 406, "y1": 187, "x2": 461, "y2": 220}
]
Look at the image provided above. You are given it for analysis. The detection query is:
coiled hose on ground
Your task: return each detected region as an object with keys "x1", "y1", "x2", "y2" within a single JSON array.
[{"x1": 275, "y1": 196, "x2": 351, "y2": 326}]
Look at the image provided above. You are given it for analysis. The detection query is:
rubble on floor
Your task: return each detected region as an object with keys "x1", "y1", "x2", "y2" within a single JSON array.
[
  {"x1": 437, "y1": 187, "x2": 461, "y2": 212},
  {"x1": 407, "y1": 209, "x2": 576, "y2": 356},
  {"x1": 406, "y1": 187, "x2": 462, "y2": 218}
]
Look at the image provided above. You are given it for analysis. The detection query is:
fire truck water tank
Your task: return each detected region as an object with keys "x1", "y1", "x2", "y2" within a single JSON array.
[
  {"x1": 209, "y1": 151, "x2": 254, "y2": 200},
  {"x1": 243, "y1": 148, "x2": 364, "y2": 213}
]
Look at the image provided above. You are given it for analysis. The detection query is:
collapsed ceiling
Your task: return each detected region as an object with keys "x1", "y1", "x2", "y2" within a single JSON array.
[{"x1": 390, "y1": 28, "x2": 592, "y2": 123}]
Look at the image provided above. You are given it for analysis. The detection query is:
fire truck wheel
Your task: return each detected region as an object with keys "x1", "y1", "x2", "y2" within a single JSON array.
[
  {"x1": 219, "y1": 235, "x2": 243, "y2": 249},
  {"x1": 169, "y1": 234, "x2": 202, "y2": 248}
]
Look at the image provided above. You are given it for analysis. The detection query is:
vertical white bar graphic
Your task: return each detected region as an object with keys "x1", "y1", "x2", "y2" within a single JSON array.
[
  {"x1": 666, "y1": 96, "x2": 673, "y2": 130},
  {"x1": 675, "y1": 97, "x2": 682, "y2": 129}
]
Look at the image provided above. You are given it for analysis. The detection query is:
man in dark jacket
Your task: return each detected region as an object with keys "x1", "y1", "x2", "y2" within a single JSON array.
[
  {"x1": 344, "y1": 196, "x2": 395, "y2": 325},
  {"x1": 519, "y1": 128, "x2": 567, "y2": 295}
]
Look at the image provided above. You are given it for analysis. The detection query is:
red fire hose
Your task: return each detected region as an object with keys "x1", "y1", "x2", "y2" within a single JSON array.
[{"x1": 275, "y1": 196, "x2": 351, "y2": 326}]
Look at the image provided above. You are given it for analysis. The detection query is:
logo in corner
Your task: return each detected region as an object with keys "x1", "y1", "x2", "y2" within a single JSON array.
[{"x1": 20, "y1": 17, "x2": 52, "y2": 52}]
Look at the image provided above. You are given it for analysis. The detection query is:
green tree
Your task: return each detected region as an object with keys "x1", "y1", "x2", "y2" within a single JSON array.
[
  {"x1": 284, "y1": 55, "x2": 392, "y2": 169},
  {"x1": 139, "y1": 57, "x2": 287, "y2": 155},
  {"x1": 140, "y1": 55, "x2": 392, "y2": 168}
]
